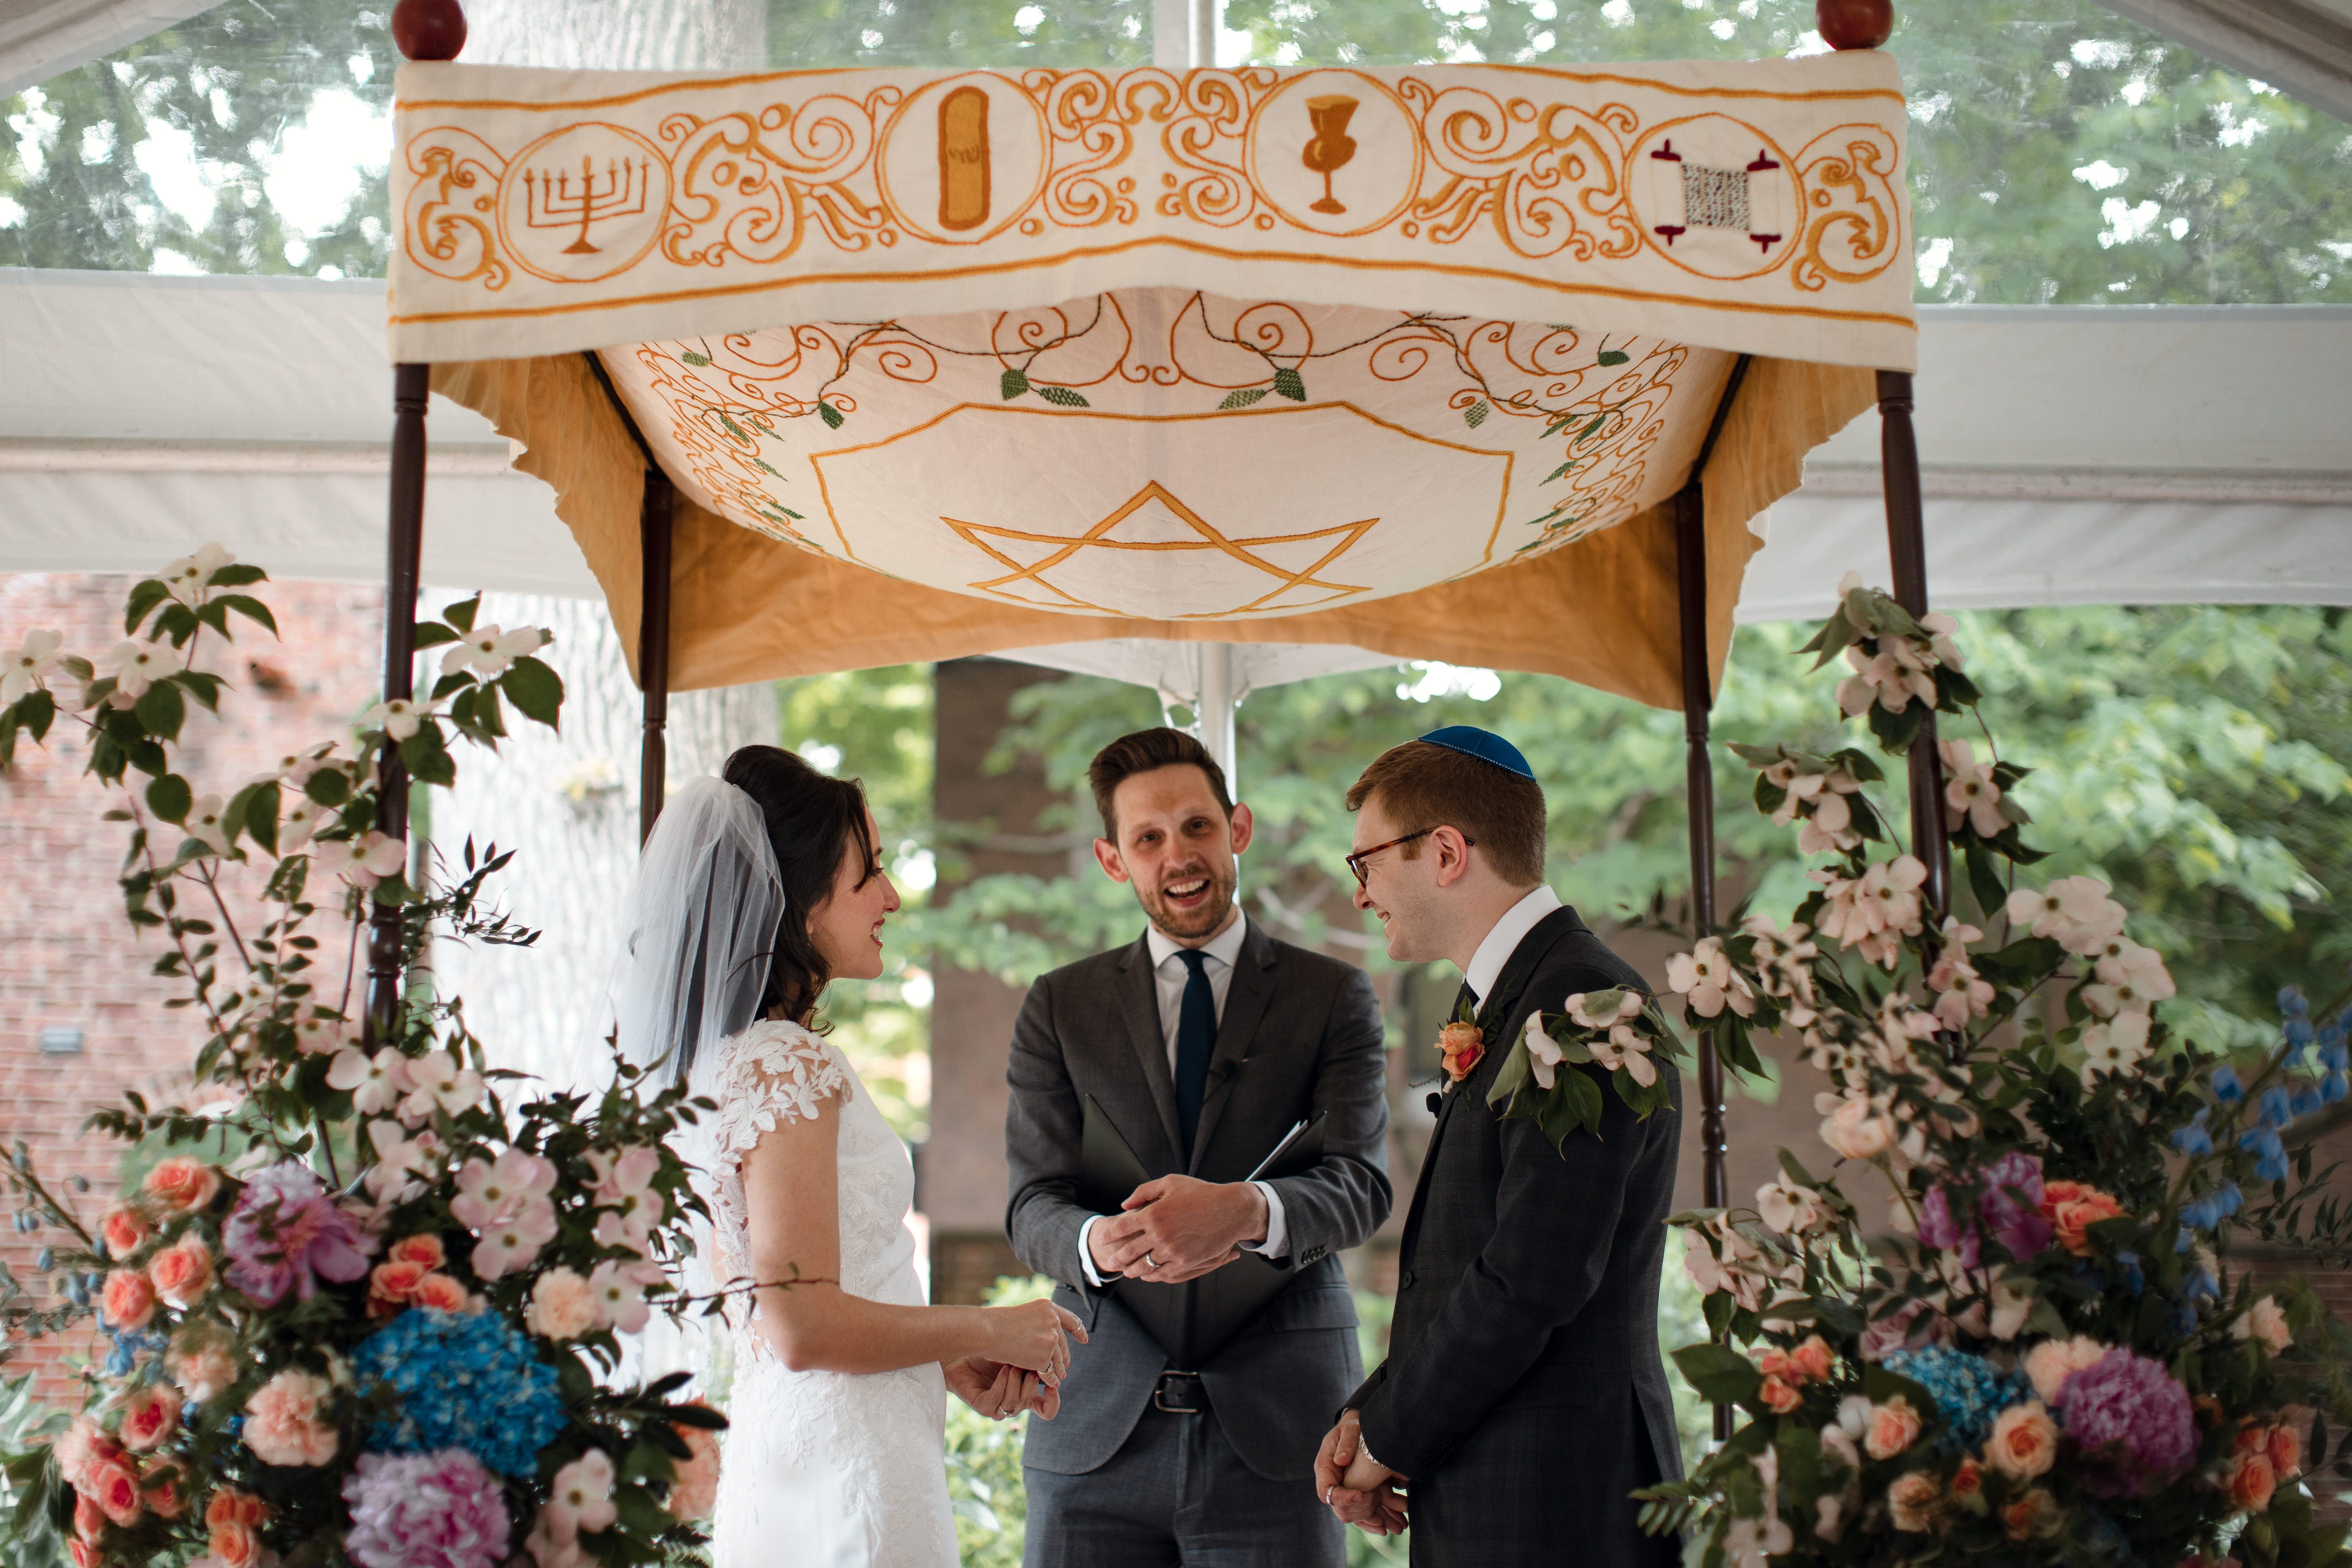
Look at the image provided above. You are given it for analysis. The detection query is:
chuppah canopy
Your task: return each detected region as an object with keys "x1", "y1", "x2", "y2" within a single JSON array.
[{"x1": 387, "y1": 51, "x2": 1915, "y2": 709}]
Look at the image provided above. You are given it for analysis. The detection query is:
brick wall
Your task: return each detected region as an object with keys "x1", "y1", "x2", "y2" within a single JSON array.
[{"x1": 0, "y1": 572, "x2": 382, "y2": 1408}]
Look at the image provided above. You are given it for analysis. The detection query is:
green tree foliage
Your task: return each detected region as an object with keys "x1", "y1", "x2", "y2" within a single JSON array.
[{"x1": 0, "y1": 0, "x2": 394, "y2": 274}]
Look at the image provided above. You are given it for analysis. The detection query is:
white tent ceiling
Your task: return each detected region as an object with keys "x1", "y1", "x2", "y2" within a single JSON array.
[{"x1": 3, "y1": 268, "x2": 2347, "y2": 697}]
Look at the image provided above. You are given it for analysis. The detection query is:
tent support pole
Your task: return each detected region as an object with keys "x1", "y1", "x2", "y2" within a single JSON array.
[
  {"x1": 368, "y1": 362, "x2": 429, "y2": 1047},
  {"x1": 1878, "y1": 369, "x2": 1950, "y2": 917},
  {"x1": 639, "y1": 468, "x2": 675, "y2": 844}
]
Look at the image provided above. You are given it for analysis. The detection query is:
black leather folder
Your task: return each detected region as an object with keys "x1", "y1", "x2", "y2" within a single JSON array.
[{"x1": 1077, "y1": 1094, "x2": 1328, "y2": 1369}]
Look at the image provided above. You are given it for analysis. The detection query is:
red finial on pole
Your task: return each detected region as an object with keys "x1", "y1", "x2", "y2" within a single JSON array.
[
  {"x1": 392, "y1": 0, "x2": 467, "y2": 60},
  {"x1": 1815, "y1": 0, "x2": 1893, "y2": 50}
]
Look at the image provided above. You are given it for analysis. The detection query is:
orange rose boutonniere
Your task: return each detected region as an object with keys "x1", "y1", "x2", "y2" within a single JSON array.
[{"x1": 1438, "y1": 1022, "x2": 1484, "y2": 1082}]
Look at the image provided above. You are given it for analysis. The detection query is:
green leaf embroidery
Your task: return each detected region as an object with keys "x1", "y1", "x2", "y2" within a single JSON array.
[
  {"x1": 1463, "y1": 399, "x2": 1489, "y2": 428},
  {"x1": 1542, "y1": 460, "x2": 1574, "y2": 484},
  {"x1": 1219, "y1": 388, "x2": 1270, "y2": 410},
  {"x1": 1598, "y1": 349, "x2": 1630, "y2": 366},
  {"x1": 1035, "y1": 385, "x2": 1090, "y2": 408},
  {"x1": 1272, "y1": 367, "x2": 1307, "y2": 402},
  {"x1": 680, "y1": 350, "x2": 711, "y2": 367},
  {"x1": 1001, "y1": 367, "x2": 1030, "y2": 401},
  {"x1": 717, "y1": 412, "x2": 748, "y2": 440},
  {"x1": 818, "y1": 401, "x2": 844, "y2": 430}
]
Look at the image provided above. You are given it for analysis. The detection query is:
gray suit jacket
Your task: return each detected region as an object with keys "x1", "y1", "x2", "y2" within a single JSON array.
[
  {"x1": 1349, "y1": 904, "x2": 1683, "y2": 1568},
  {"x1": 1005, "y1": 917, "x2": 1391, "y2": 1480}
]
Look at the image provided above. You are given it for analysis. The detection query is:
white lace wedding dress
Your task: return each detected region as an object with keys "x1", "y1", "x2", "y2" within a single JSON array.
[{"x1": 687, "y1": 1018, "x2": 957, "y2": 1568}]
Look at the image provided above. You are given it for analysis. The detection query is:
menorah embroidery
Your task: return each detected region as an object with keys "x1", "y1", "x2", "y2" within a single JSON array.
[{"x1": 523, "y1": 153, "x2": 654, "y2": 256}]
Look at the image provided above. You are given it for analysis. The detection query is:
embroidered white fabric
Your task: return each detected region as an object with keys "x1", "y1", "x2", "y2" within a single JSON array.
[{"x1": 683, "y1": 1018, "x2": 955, "y2": 1568}]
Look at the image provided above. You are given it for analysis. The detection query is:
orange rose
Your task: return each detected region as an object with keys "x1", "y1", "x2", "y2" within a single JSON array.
[
  {"x1": 2001, "y1": 1490, "x2": 2062, "y2": 1541},
  {"x1": 1887, "y1": 1471, "x2": 1940, "y2": 1533},
  {"x1": 2039, "y1": 1179, "x2": 2126, "y2": 1257},
  {"x1": 147, "y1": 1235, "x2": 215, "y2": 1310},
  {"x1": 1949, "y1": 1458, "x2": 1986, "y2": 1510},
  {"x1": 2229, "y1": 1451, "x2": 2276, "y2": 1514},
  {"x1": 117, "y1": 1383, "x2": 181, "y2": 1451},
  {"x1": 411, "y1": 1273, "x2": 470, "y2": 1313},
  {"x1": 69, "y1": 1542, "x2": 99, "y2": 1568},
  {"x1": 100, "y1": 1269, "x2": 156, "y2": 1331},
  {"x1": 203, "y1": 1487, "x2": 267, "y2": 1532},
  {"x1": 1789, "y1": 1335, "x2": 1835, "y2": 1383},
  {"x1": 1438, "y1": 1022, "x2": 1484, "y2": 1082},
  {"x1": 1865, "y1": 1396, "x2": 1924, "y2": 1461},
  {"x1": 210, "y1": 1519, "x2": 263, "y2": 1568},
  {"x1": 142, "y1": 1157, "x2": 221, "y2": 1214},
  {"x1": 74, "y1": 1492, "x2": 105, "y2": 1542},
  {"x1": 386, "y1": 1233, "x2": 445, "y2": 1270},
  {"x1": 100, "y1": 1206, "x2": 152, "y2": 1260},
  {"x1": 84, "y1": 1457, "x2": 142, "y2": 1527},
  {"x1": 141, "y1": 1457, "x2": 187, "y2": 1521},
  {"x1": 2267, "y1": 1423, "x2": 2301, "y2": 1478},
  {"x1": 1760, "y1": 1375, "x2": 1803, "y2": 1414},
  {"x1": 1987, "y1": 1401, "x2": 2058, "y2": 1479},
  {"x1": 369, "y1": 1260, "x2": 429, "y2": 1305}
]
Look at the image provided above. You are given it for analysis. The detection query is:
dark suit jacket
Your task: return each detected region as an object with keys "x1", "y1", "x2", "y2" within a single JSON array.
[
  {"x1": 1005, "y1": 917, "x2": 1392, "y2": 1480},
  {"x1": 1350, "y1": 904, "x2": 1683, "y2": 1568}
]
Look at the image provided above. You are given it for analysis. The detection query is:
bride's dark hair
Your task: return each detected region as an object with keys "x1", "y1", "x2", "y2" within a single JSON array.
[{"x1": 721, "y1": 744, "x2": 879, "y2": 1029}]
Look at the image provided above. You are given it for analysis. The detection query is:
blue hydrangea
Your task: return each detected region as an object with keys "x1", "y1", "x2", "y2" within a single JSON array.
[
  {"x1": 1880, "y1": 1346, "x2": 2032, "y2": 1453},
  {"x1": 354, "y1": 1309, "x2": 569, "y2": 1478}
]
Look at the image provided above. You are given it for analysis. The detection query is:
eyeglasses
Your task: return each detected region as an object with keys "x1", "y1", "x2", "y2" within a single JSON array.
[{"x1": 1346, "y1": 828, "x2": 1473, "y2": 887}]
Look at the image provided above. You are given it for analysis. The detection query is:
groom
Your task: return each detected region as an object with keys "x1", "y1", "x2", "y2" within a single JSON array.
[
  {"x1": 1317, "y1": 727, "x2": 1684, "y2": 1567},
  {"x1": 1005, "y1": 726, "x2": 1392, "y2": 1568}
]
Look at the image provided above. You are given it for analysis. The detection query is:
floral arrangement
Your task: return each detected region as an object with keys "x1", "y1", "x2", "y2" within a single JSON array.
[
  {"x1": 1640, "y1": 573, "x2": 2352, "y2": 1568},
  {"x1": 0, "y1": 554, "x2": 726, "y2": 1568},
  {"x1": 1487, "y1": 987, "x2": 1691, "y2": 1149}
]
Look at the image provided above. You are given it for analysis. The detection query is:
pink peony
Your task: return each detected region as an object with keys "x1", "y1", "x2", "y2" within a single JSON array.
[
  {"x1": 243, "y1": 1369, "x2": 339, "y2": 1467},
  {"x1": 2051, "y1": 1348, "x2": 2196, "y2": 1498},
  {"x1": 117, "y1": 1383, "x2": 182, "y2": 1451},
  {"x1": 342, "y1": 1448, "x2": 513, "y2": 1568},
  {"x1": 221, "y1": 1160, "x2": 377, "y2": 1306}
]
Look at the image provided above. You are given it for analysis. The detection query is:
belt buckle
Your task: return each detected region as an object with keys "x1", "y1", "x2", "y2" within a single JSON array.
[{"x1": 1153, "y1": 1371, "x2": 1204, "y2": 1415}]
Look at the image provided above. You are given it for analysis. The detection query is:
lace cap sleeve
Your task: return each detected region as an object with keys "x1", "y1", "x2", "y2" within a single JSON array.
[{"x1": 707, "y1": 1022, "x2": 851, "y2": 1161}]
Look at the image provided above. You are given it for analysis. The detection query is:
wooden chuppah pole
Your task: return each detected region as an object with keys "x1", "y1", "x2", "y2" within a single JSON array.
[
  {"x1": 368, "y1": 364, "x2": 429, "y2": 1044},
  {"x1": 638, "y1": 472, "x2": 675, "y2": 845},
  {"x1": 1878, "y1": 370, "x2": 1951, "y2": 913}
]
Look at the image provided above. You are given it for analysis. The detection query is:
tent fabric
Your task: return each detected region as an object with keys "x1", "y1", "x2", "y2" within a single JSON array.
[
  {"x1": 386, "y1": 56, "x2": 1917, "y2": 370},
  {"x1": 2101, "y1": 0, "x2": 2352, "y2": 122},
  {"x1": 429, "y1": 342, "x2": 1872, "y2": 707}
]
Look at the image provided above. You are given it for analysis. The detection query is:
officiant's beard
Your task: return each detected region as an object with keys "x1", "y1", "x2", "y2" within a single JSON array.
[{"x1": 1138, "y1": 859, "x2": 1237, "y2": 942}]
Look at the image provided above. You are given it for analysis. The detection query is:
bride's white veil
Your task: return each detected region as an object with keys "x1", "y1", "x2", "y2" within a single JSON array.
[
  {"x1": 613, "y1": 775, "x2": 786, "y2": 1090},
  {"x1": 603, "y1": 774, "x2": 784, "y2": 1399}
]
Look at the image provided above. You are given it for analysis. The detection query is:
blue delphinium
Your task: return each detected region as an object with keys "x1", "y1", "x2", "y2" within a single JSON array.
[
  {"x1": 103, "y1": 1326, "x2": 167, "y2": 1378},
  {"x1": 1881, "y1": 1346, "x2": 2031, "y2": 1452},
  {"x1": 2212, "y1": 1065, "x2": 2245, "y2": 1103},
  {"x1": 2257, "y1": 1086, "x2": 2293, "y2": 1130},
  {"x1": 354, "y1": 1309, "x2": 568, "y2": 1479},
  {"x1": 2241, "y1": 1125, "x2": 2291, "y2": 1183},
  {"x1": 2172, "y1": 1109, "x2": 2213, "y2": 1158}
]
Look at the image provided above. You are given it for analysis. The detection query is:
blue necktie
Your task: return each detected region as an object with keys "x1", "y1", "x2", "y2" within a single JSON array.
[{"x1": 1173, "y1": 949, "x2": 1217, "y2": 1155}]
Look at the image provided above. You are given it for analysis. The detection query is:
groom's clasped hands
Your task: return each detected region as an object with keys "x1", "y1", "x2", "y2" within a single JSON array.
[{"x1": 1314, "y1": 1408, "x2": 1409, "y2": 1538}]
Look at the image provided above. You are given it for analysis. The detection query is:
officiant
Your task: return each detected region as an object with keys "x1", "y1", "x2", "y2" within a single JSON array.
[{"x1": 1004, "y1": 727, "x2": 1393, "y2": 1568}]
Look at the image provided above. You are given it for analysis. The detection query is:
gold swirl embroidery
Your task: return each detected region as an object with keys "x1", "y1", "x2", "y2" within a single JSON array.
[
  {"x1": 403, "y1": 130, "x2": 509, "y2": 289},
  {"x1": 1791, "y1": 123, "x2": 1901, "y2": 292}
]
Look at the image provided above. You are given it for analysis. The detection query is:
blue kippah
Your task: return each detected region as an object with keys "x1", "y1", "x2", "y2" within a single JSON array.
[{"x1": 1417, "y1": 725, "x2": 1534, "y2": 781}]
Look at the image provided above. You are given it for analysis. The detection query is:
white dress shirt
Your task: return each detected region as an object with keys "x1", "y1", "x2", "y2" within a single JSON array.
[
  {"x1": 1077, "y1": 911, "x2": 1289, "y2": 1286},
  {"x1": 1461, "y1": 885, "x2": 1563, "y2": 1007}
]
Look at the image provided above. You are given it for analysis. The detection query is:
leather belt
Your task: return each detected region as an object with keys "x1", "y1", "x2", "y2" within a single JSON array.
[{"x1": 1153, "y1": 1371, "x2": 1207, "y2": 1415}]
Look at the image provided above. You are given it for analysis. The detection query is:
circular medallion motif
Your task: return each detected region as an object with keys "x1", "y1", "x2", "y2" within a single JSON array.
[
  {"x1": 1244, "y1": 71, "x2": 1421, "y2": 239},
  {"x1": 495, "y1": 123, "x2": 672, "y2": 284},
  {"x1": 1624, "y1": 114, "x2": 1800, "y2": 282},
  {"x1": 877, "y1": 73, "x2": 1051, "y2": 245}
]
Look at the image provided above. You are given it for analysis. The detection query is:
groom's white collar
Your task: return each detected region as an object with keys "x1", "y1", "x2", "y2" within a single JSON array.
[{"x1": 1461, "y1": 885, "x2": 1561, "y2": 1006}]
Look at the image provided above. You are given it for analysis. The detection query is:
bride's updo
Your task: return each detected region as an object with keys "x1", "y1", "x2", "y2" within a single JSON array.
[{"x1": 722, "y1": 744, "x2": 878, "y2": 1027}]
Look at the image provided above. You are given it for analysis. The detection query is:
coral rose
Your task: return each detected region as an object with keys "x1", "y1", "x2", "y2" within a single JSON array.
[
  {"x1": 68, "y1": 1543, "x2": 99, "y2": 1568},
  {"x1": 411, "y1": 1273, "x2": 470, "y2": 1313},
  {"x1": 667, "y1": 1405, "x2": 721, "y2": 1521},
  {"x1": 2001, "y1": 1490, "x2": 2061, "y2": 1541},
  {"x1": 244, "y1": 1369, "x2": 339, "y2": 1468},
  {"x1": 1886, "y1": 1471, "x2": 1939, "y2": 1533},
  {"x1": 1949, "y1": 1458, "x2": 1986, "y2": 1511},
  {"x1": 1438, "y1": 1022, "x2": 1484, "y2": 1082},
  {"x1": 209, "y1": 1519, "x2": 264, "y2": 1568},
  {"x1": 52, "y1": 1414, "x2": 123, "y2": 1490},
  {"x1": 1759, "y1": 1375, "x2": 1802, "y2": 1414},
  {"x1": 84, "y1": 1457, "x2": 142, "y2": 1527},
  {"x1": 1789, "y1": 1335, "x2": 1835, "y2": 1383},
  {"x1": 148, "y1": 1234, "x2": 216, "y2": 1309},
  {"x1": 2268, "y1": 1423, "x2": 2302, "y2": 1477},
  {"x1": 204, "y1": 1488, "x2": 268, "y2": 1531},
  {"x1": 74, "y1": 1491, "x2": 104, "y2": 1541},
  {"x1": 141, "y1": 1457, "x2": 188, "y2": 1520},
  {"x1": 369, "y1": 1260, "x2": 429, "y2": 1306},
  {"x1": 167, "y1": 1324, "x2": 238, "y2": 1404},
  {"x1": 2230, "y1": 1451, "x2": 2276, "y2": 1513},
  {"x1": 527, "y1": 1267, "x2": 600, "y2": 1341},
  {"x1": 385, "y1": 1233, "x2": 445, "y2": 1270},
  {"x1": 1866, "y1": 1396, "x2": 1923, "y2": 1460},
  {"x1": 2233, "y1": 1295, "x2": 2292, "y2": 1354},
  {"x1": 2039, "y1": 1180, "x2": 2125, "y2": 1256},
  {"x1": 100, "y1": 1206, "x2": 152, "y2": 1259},
  {"x1": 143, "y1": 1157, "x2": 221, "y2": 1214},
  {"x1": 100, "y1": 1268, "x2": 156, "y2": 1330},
  {"x1": 2024, "y1": 1335, "x2": 2109, "y2": 1402},
  {"x1": 1986, "y1": 1401, "x2": 2058, "y2": 1479},
  {"x1": 117, "y1": 1383, "x2": 182, "y2": 1451}
]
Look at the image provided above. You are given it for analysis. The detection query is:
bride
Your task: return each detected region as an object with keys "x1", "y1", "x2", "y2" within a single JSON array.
[{"x1": 616, "y1": 744, "x2": 1085, "y2": 1567}]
